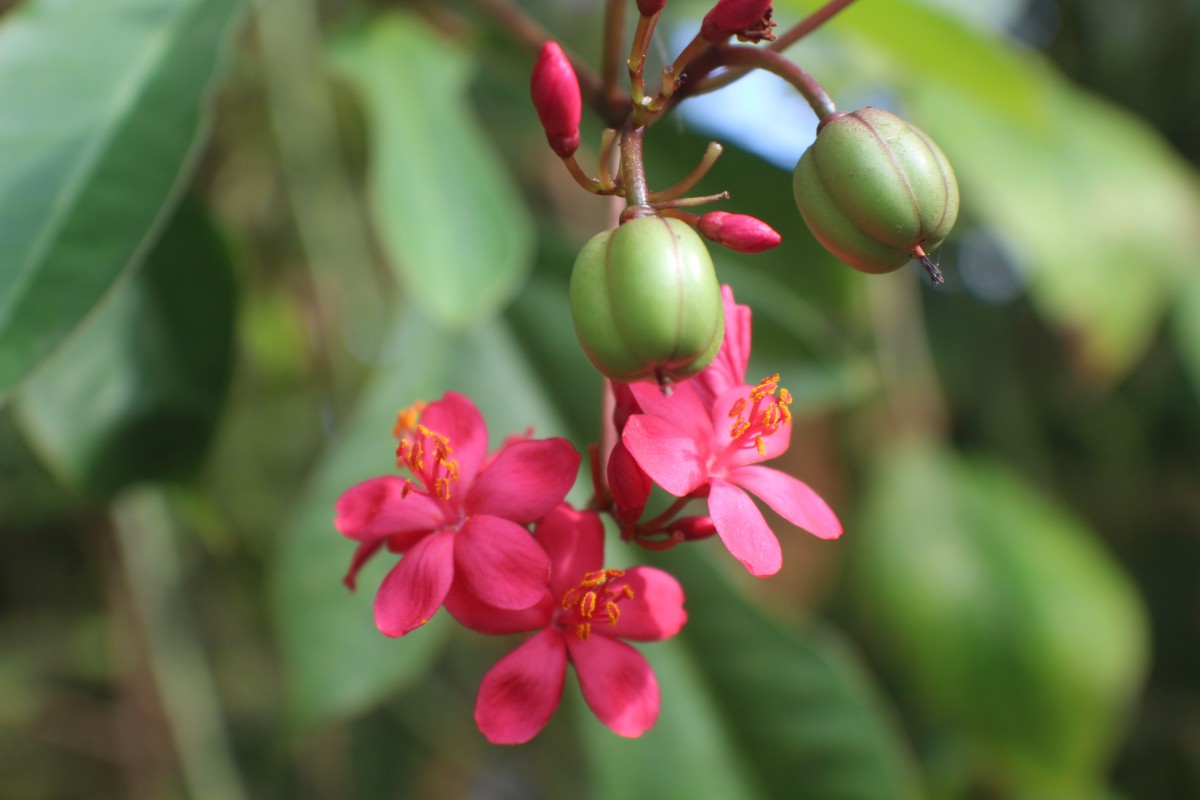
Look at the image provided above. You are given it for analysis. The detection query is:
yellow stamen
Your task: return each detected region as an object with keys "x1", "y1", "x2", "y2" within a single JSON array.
[
  {"x1": 580, "y1": 590, "x2": 597, "y2": 619},
  {"x1": 755, "y1": 434, "x2": 766, "y2": 457},
  {"x1": 581, "y1": 570, "x2": 608, "y2": 588},
  {"x1": 606, "y1": 601, "x2": 620, "y2": 627},
  {"x1": 401, "y1": 479, "x2": 414, "y2": 498},
  {"x1": 392, "y1": 401, "x2": 426, "y2": 437},
  {"x1": 728, "y1": 397, "x2": 746, "y2": 418},
  {"x1": 730, "y1": 418, "x2": 750, "y2": 439},
  {"x1": 577, "y1": 622, "x2": 592, "y2": 640}
]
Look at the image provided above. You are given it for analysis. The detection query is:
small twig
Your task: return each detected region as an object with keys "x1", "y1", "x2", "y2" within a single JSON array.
[
  {"x1": 648, "y1": 142, "x2": 723, "y2": 202},
  {"x1": 770, "y1": 0, "x2": 860, "y2": 53},
  {"x1": 708, "y1": 44, "x2": 836, "y2": 118},
  {"x1": 602, "y1": 0, "x2": 626, "y2": 105},
  {"x1": 650, "y1": 190, "x2": 729, "y2": 210},
  {"x1": 562, "y1": 154, "x2": 618, "y2": 195}
]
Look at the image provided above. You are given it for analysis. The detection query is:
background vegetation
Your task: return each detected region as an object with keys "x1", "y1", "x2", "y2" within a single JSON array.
[{"x1": 1, "y1": 0, "x2": 1197, "y2": 797}]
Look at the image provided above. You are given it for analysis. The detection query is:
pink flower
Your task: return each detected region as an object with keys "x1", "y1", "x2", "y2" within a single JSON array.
[
  {"x1": 334, "y1": 392, "x2": 580, "y2": 637},
  {"x1": 621, "y1": 288, "x2": 841, "y2": 576},
  {"x1": 460, "y1": 504, "x2": 687, "y2": 744}
]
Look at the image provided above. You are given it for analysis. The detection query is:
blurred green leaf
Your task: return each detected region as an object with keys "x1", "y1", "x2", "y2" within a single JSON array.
[
  {"x1": 783, "y1": 0, "x2": 1200, "y2": 382},
  {"x1": 0, "y1": 0, "x2": 244, "y2": 400},
  {"x1": 583, "y1": 544, "x2": 923, "y2": 800},
  {"x1": 14, "y1": 200, "x2": 237, "y2": 497},
  {"x1": 329, "y1": 13, "x2": 534, "y2": 331},
  {"x1": 853, "y1": 442, "x2": 1149, "y2": 796}
]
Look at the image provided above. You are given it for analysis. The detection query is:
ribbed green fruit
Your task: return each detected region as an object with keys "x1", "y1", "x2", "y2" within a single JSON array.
[
  {"x1": 569, "y1": 216, "x2": 724, "y2": 384},
  {"x1": 793, "y1": 107, "x2": 959, "y2": 274}
]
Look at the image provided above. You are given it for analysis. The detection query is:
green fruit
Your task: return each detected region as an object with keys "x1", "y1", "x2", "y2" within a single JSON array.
[
  {"x1": 793, "y1": 107, "x2": 959, "y2": 275},
  {"x1": 569, "y1": 215, "x2": 724, "y2": 384}
]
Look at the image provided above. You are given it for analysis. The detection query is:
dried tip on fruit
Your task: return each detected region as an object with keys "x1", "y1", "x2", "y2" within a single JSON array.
[
  {"x1": 700, "y1": 0, "x2": 773, "y2": 42},
  {"x1": 530, "y1": 41, "x2": 582, "y2": 158},
  {"x1": 637, "y1": 0, "x2": 667, "y2": 16},
  {"x1": 698, "y1": 211, "x2": 782, "y2": 253}
]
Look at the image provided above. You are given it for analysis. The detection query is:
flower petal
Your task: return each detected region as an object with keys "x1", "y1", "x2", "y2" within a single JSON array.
[
  {"x1": 727, "y1": 464, "x2": 842, "y2": 540},
  {"x1": 629, "y1": 380, "x2": 712, "y2": 444},
  {"x1": 607, "y1": 567, "x2": 687, "y2": 642},
  {"x1": 466, "y1": 438, "x2": 580, "y2": 521},
  {"x1": 334, "y1": 476, "x2": 446, "y2": 542},
  {"x1": 692, "y1": 285, "x2": 751, "y2": 407},
  {"x1": 566, "y1": 634, "x2": 660, "y2": 738},
  {"x1": 622, "y1": 414, "x2": 709, "y2": 497},
  {"x1": 707, "y1": 478, "x2": 783, "y2": 577},
  {"x1": 534, "y1": 504, "x2": 605, "y2": 598},
  {"x1": 444, "y1": 579, "x2": 552, "y2": 635},
  {"x1": 373, "y1": 530, "x2": 455, "y2": 637},
  {"x1": 475, "y1": 629, "x2": 567, "y2": 744},
  {"x1": 416, "y1": 391, "x2": 489, "y2": 487},
  {"x1": 455, "y1": 515, "x2": 551, "y2": 609}
]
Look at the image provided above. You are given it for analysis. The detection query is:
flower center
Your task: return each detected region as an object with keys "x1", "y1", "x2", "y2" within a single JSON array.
[
  {"x1": 558, "y1": 569, "x2": 634, "y2": 640},
  {"x1": 393, "y1": 402, "x2": 460, "y2": 502},
  {"x1": 726, "y1": 373, "x2": 793, "y2": 457}
]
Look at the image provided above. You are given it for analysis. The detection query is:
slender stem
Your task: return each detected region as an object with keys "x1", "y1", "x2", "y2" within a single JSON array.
[
  {"x1": 770, "y1": 0, "x2": 860, "y2": 53},
  {"x1": 632, "y1": 530, "x2": 686, "y2": 551},
  {"x1": 598, "y1": 128, "x2": 620, "y2": 191},
  {"x1": 651, "y1": 190, "x2": 729, "y2": 210},
  {"x1": 712, "y1": 44, "x2": 836, "y2": 118},
  {"x1": 628, "y1": 12, "x2": 660, "y2": 106},
  {"x1": 674, "y1": 0, "x2": 859, "y2": 102},
  {"x1": 562, "y1": 155, "x2": 613, "y2": 194},
  {"x1": 618, "y1": 125, "x2": 653, "y2": 219},
  {"x1": 648, "y1": 141, "x2": 723, "y2": 202},
  {"x1": 657, "y1": 208, "x2": 701, "y2": 225},
  {"x1": 640, "y1": 494, "x2": 694, "y2": 531},
  {"x1": 658, "y1": 33, "x2": 710, "y2": 104},
  {"x1": 112, "y1": 487, "x2": 249, "y2": 800},
  {"x1": 602, "y1": 0, "x2": 627, "y2": 104},
  {"x1": 463, "y1": 0, "x2": 625, "y2": 125}
]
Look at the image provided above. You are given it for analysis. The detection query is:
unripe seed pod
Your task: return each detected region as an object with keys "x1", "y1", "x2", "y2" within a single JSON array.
[
  {"x1": 570, "y1": 216, "x2": 724, "y2": 384},
  {"x1": 792, "y1": 107, "x2": 959, "y2": 275}
]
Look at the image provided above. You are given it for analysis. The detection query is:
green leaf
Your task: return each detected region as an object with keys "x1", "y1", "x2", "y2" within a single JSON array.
[
  {"x1": 329, "y1": 13, "x2": 534, "y2": 330},
  {"x1": 0, "y1": 0, "x2": 244, "y2": 400},
  {"x1": 782, "y1": 0, "x2": 1200, "y2": 381},
  {"x1": 14, "y1": 200, "x2": 237, "y2": 497},
  {"x1": 852, "y1": 442, "x2": 1149, "y2": 796},
  {"x1": 583, "y1": 544, "x2": 923, "y2": 800}
]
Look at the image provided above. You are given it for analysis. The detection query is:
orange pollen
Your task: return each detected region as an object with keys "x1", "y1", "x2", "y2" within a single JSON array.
[
  {"x1": 392, "y1": 401, "x2": 426, "y2": 438},
  {"x1": 728, "y1": 375, "x2": 795, "y2": 452},
  {"x1": 728, "y1": 397, "x2": 747, "y2": 418},
  {"x1": 755, "y1": 434, "x2": 766, "y2": 456},
  {"x1": 730, "y1": 418, "x2": 751, "y2": 438},
  {"x1": 580, "y1": 590, "x2": 597, "y2": 618},
  {"x1": 401, "y1": 479, "x2": 414, "y2": 498},
  {"x1": 750, "y1": 373, "x2": 780, "y2": 401},
  {"x1": 561, "y1": 570, "x2": 633, "y2": 639}
]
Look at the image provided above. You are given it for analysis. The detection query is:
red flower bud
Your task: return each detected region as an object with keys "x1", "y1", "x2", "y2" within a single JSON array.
[
  {"x1": 530, "y1": 41, "x2": 582, "y2": 158},
  {"x1": 637, "y1": 0, "x2": 667, "y2": 15},
  {"x1": 700, "y1": 0, "x2": 772, "y2": 42},
  {"x1": 607, "y1": 440, "x2": 652, "y2": 525},
  {"x1": 669, "y1": 516, "x2": 717, "y2": 541},
  {"x1": 697, "y1": 211, "x2": 782, "y2": 253}
]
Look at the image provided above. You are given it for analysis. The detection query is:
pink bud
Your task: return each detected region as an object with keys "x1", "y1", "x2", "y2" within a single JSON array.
[
  {"x1": 697, "y1": 211, "x2": 782, "y2": 253},
  {"x1": 669, "y1": 516, "x2": 717, "y2": 541},
  {"x1": 637, "y1": 0, "x2": 667, "y2": 15},
  {"x1": 530, "y1": 42, "x2": 582, "y2": 158},
  {"x1": 700, "y1": 0, "x2": 772, "y2": 42},
  {"x1": 607, "y1": 440, "x2": 652, "y2": 525}
]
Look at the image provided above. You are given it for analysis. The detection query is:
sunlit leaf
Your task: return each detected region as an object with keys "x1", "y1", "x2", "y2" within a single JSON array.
[
  {"x1": 329, "y1": 13, "x2": 534, "y2": 330},
  {"x1": 853, "y1": 442, "x2": 1149, "y2": 796},
  {"x1": 14, "y1": 200, "x2": 236, "y2": 497},
  {"x1": 0, "y1": 0, "x2": 244, "y2": 400}
]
